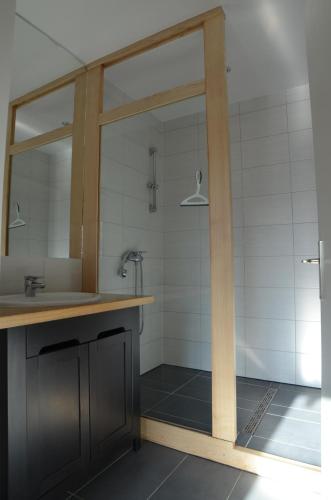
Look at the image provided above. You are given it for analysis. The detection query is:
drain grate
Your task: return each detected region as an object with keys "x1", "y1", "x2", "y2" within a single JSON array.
[{"x1": 243, "y1": 387, "x2": 278, "y2": 435}]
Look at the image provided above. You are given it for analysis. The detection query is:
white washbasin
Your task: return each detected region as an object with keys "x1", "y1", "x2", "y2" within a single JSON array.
[{"x1": 0, "y1": 292, "x2": 101, "y2": 307}]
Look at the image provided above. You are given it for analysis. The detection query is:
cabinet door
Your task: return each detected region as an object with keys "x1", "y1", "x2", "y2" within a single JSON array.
[
  {"x1": 27, "y1": 344, "x2": 89, "y2": 499},
  {"x1": 89, "y1": 330, "x2": 133, "y2": 462}
]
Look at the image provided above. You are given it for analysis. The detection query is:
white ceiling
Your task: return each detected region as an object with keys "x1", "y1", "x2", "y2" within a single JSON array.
[{"x1": 12, "y1": 0, "x2": 309, "y2": 130}]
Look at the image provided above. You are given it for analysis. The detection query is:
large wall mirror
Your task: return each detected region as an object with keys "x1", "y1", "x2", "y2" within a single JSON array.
[{"x1": 3, "y1": 14, "x2": 83, "y2": 259}]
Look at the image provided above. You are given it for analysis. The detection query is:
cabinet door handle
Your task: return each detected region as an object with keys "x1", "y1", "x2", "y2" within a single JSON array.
[
  {"x1": 39, "y1": 339, "x2": 79, "y2": 355},
  {"x1": 301, "y1": 258, "x2": 320, "y2": 264},
  {"x1": 97, "y1": 327, "x2": 126, "y2": 340}
]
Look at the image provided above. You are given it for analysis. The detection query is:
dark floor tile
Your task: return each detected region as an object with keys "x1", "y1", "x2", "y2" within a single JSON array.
[
  {"x1": 176, "y1": 375, "x2": 211, "y2": 402},
  {"x1": 267, "y1": 403, "x2": 320, "y2": 423},
  {"x1": 237, "y1": 408, "x2": 254, "y2": 433},
  {"x1": 236, "y1": 432, "x2": 251, "y2": 447},
  {"x1": 145, "y1": 394, "x2": 212, "y2": 430},
  {"x1": 280, "y1": 382, "x2": 321, "y2": 393},
  {"x1": 229, "y1": 471, "x2": 320, "y2": 499},
  {"x1": 146, "y1": 410, "x2": 211, "y2": 434},
  {"x1": 272, "y1": 385, "x2": 321, "y2": 412},
  {"x1": 237, "y1": 377, "x2": 270, "y2": 387},
  {"x1": 237, "y1": 397, "x2": 259, "y2": 411},
  {"x1": 236, "y1": 382, "x2": 268, "y2": 402},
  {"x1": 254, "y1": 413, "x2": 321, "y2": 451},
  {"x1": 141, "y1": 364, "x2": 198, "y2": 393},
  {"x1": 247, "y1": 436, "x2": 321, "y2": 467},
  {"x1": 199, "y1": 370, "x2": 212, "y2": 378},
  {"x1": 152, "y1": 455, "x2": 240, "y2": 500},
  {"x1": 78, "y1": 442, "x2": 185, "y2": 500},
  {"x1": 141, "y1": 386, "x2": 170, "y2": 413}
]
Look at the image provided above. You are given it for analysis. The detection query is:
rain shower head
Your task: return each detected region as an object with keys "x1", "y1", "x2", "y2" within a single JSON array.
[{"x1": 180, "y1": 170, "x2": 209, "y2": 207}]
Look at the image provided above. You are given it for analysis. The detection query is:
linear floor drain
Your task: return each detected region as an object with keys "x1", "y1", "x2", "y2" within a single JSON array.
[{"x1": 243, "y1": 387, "x2": 278, "y2": 435}]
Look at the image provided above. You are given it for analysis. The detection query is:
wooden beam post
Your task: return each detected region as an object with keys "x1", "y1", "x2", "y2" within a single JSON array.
[
  {"x1": 204, "y1": 12, "x2": 236, "y2": 442},
  {"x1": 1, "y1": 104, "x2": 15, "y2": 256},
  {"x1": 81, "y1": 67, "x2": 103, "y2": 292}
]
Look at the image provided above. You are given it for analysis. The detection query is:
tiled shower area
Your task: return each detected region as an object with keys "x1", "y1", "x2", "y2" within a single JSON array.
[{"x1": 99, "y1": 83, "x2": 321, "y2": 466}]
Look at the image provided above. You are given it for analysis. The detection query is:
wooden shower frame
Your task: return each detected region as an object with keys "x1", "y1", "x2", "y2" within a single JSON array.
[{"x1": 1, "y1": 7, "x2": 321, "y2": 491}]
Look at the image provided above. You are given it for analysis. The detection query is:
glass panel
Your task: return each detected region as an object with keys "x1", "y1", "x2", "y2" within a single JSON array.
[
  {"x1": 14, "y1": 84, "x2": 75, "y2": 142},
  {"x1": 103, "y1": 30, "x2": 204, "y2": 110},
  {"x1": 231, "y1": 95, "x2": 321, "y2": 466},
  {"x1": 8, "y1": 137, "x2": 72, "y2": 258},
  {"x1": 99, "y1": 95, "x2": 211, "y2": 434}
]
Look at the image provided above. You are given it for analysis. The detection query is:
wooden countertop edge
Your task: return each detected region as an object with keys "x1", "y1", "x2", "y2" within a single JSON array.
[{"x1": 0, "y1": 294, "x2": 154, "y2": 330}]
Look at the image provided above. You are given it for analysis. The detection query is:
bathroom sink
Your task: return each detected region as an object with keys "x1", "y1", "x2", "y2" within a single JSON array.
[{"x1": 0, "y1": 292, "x2": 101, "y2": 307}]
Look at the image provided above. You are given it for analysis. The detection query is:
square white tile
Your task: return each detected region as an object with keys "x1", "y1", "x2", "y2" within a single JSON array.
[
  {"x1": 242, "y1": 134, "x2": 289, "y2": 169},
  {"x1": 244, "y1": 256, "x2": 294, "y2": 288},
  {"x1": 291, "y1": 159, "x2": 316, "y2": 192},
  {"x1": 245, "y1": 318, "x2": 295, "y2": 352},
  {"x1": 244, "y1": 225, "x2": 293, "y2": 257},
  {"x1": 243, "y1": 164, "x2": 290, "y2": 197},
  {"x1": 245, "y1": 348, "x2": 295, "y2": 384},
  {"x1": 292, "y1": 190, "x2": 318, "y2": 223},
  {"x1": 293, "y1": 223, "x2": 319, "y2": 255},
  {"x1": 244, "y1": 287, "x2": 295, "y2": 320},
  {"x1": 243, "y1": 194, "x2": 292, "y2": 226},
  {"x1": 289, "y1": 129, "x2": 314, "y2": 161},
  {"x1": 240, "y1": 106, "x2": 287, "y2": 141},
  {"x1": 287, "y1": 100, "x2": 312, "y2": 132}
]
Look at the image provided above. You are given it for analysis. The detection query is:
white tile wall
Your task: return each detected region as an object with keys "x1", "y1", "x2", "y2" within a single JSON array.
[
  {"x1": 99, "y1": 107, "x2": 165, "y2": 374},
  {"x1": 242, "y1": 134, "x2": 289, "y2": 169},
  {"x1": 8, "y1": 145, "x2": 72, "y2": 259},
  {"x1": 98, "y1": 84, "x2": 321, "y2": 387},
  {"x1": 232, "y1": 84, "x2": 321, "y2": 387}
]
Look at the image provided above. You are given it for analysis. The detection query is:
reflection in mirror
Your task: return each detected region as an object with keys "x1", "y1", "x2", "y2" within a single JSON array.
[
  {"x1": 8, "y1": 138, "x2": 72, "y2": 258},
  {"x1": 99, "y1": 95, "x2": 212, "y2": 434},
  {"x1": 14, "y1": 84, "x2": 75, "y2": 142}
]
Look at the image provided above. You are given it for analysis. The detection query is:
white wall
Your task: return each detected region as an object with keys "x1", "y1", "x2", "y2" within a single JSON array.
[
  {"x1": 231, "y1": 85, "x2": 321, "y2": 388},
  {"x1": 0, "y1": 0, "x2": 15, "y2": 251},
  {"x1": 305, "y1": 0, "x2": 331, "y2": 494},
  {"x1": 99, "y1": 84, "x2": 320, "y2": 386}
]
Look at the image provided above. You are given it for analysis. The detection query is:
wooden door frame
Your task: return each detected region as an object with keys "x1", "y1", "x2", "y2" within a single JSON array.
[{"x1": 1, "y1": 7, "x2": 321, "y2": 492}]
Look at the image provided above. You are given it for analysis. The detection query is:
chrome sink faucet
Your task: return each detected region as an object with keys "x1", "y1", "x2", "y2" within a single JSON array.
[{"x1": 24, "y1": 275, "x2": 46, "y2": 297}]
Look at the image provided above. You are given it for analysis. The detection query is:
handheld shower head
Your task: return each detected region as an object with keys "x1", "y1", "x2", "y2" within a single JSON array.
[{"x1": 118, "y1": 250, "x2": 146, "y2": 278}]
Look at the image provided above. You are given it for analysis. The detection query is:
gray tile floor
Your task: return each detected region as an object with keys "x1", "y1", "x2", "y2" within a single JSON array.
[
  {"x1": 141, "y1": 364, "x2": 321, "y2": 466},
  {"x1": 68, "y1": 441, "x2": 320, "y2": 499}
]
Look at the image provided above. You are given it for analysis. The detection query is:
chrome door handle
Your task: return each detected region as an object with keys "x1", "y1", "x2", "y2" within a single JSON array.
[{"x1": 302, "y1": 241, "x2": 324, "y2": 300}]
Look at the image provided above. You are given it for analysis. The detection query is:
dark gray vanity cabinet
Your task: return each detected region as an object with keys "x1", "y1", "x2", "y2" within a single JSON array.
[
  {"x1": 89, "y1": 331, "x2": 133, "y2": 463},
  {"x1": 0, "y1": 308, "x2": 140, "y2": 500},
  {"x1": 26, "y1": 344, "x2": 90, "y2": 499}
]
